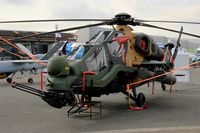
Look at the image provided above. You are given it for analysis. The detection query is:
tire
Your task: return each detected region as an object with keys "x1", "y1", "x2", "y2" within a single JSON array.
[
  {"x1": 136, "y1": 93, "x2": 145, "y2": 107},
  {"x1": 28, "y1": 78, "x2": 33, "y2": 83},
  {"x1": 6, "y1": 78, "x2": 12, "y2": 83}
]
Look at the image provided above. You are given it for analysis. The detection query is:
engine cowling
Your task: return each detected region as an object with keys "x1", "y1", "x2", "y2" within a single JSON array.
[
  {"x1": 135, "y1": 33, "x2": 151, "y2": 55},
  {"x1": 135, "y1": 33, "x2": 163, "y2": 61}
]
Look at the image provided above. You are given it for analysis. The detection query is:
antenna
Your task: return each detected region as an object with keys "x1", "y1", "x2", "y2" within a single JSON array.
[{"x1": 55, "y1": 24, "x2": 61, "y2": 43}]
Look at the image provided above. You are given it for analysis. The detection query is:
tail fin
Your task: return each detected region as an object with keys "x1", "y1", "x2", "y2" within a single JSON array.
[
  {"x1": 15, "y1": 43, "x2": 34, "y2": 57},
  {"x1": 16, "y1": 41, "x2": 66, "y2": 60},
  {"x1": 41, "y1": 41, "x2": 66, "y2": 60}
]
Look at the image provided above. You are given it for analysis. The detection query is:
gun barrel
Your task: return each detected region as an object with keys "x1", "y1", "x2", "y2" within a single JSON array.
[{"x1": 12, "y1": 82, "x2": 45, "y2": 97}]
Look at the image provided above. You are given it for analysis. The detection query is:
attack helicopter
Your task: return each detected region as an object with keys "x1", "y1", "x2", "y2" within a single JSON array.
[{"x1": 4, "y1": 13, "x2": 200, "y2": 110}]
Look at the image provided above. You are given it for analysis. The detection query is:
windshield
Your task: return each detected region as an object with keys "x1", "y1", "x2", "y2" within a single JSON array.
[
  {"x1": 65, "y1": 42, "x2": 91, "y2": 60},
  {"x1": 66, "y1": 45, "x2": 85, "y2": 60},
  {"x1": 89, "y1": 31, "x2": 112, "y2": 43}
]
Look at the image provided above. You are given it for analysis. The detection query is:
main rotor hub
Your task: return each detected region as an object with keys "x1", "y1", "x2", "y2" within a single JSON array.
[
  {"x1": 112, "y1": 13, "x2": 135, "y2": 25},
  {"x1": 115, "y1": 13, "x2": 131, "y2": 19}
]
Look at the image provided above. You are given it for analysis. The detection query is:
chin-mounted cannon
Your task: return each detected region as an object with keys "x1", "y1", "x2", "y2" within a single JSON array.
[
  {"x1": 12, "y1": 56, "x2": 77, "y2": 109},
  {"x1": 12, "y1": 82, "x2": 76, "y2": 109}
]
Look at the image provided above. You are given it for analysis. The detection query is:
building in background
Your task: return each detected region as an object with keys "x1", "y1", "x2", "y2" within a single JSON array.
[
  {"x1": 76, "y1": 26, "x2": 111, "y2": 43},
  {"x1": 0, "y1": 30, "x2": 77, "y2": 60}
]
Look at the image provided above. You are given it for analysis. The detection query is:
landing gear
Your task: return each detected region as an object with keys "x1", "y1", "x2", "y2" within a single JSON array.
[
  {"x1": 161, "y1": 83, "x2": 166, "y2": 91},
  {"x1": 28, "y1": 78, "x2": 33, "y2": 83},
  {"x1": 123, "y1": 87, "x2": 146, "y2": 108},
  {"x1": 7, "y1": 77, "x2": 34, "y2": 83},
  {"x1": 6, "y1": 72, "x2": 15, "y2": 83},
  {"x1": 136, "y1": 93, "x2": 146, "y2": 107},
  {"x1": 6, "y1": 78, "x2": 12, "y2": 83},
  {"x1": 132, "y1": 88, "x2": 146, "y2": 107}
]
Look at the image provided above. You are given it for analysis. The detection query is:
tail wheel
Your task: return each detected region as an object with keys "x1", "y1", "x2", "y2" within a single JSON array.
[{"x1": 136, "y1": 93, "x2": 145, "y2": 107}]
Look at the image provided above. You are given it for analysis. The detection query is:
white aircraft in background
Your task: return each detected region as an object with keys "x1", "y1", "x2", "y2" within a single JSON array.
[
  {"x1": 191, "y1": 47, "x2": 200, "y2": 62},
  {"x1": 0, "y1": 41, "x2": 66, "y2": 83}
]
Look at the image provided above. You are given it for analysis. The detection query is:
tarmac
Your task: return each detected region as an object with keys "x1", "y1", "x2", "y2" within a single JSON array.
[{"x1": 0, "y1": 68, "x2": 200, "y2": 133}]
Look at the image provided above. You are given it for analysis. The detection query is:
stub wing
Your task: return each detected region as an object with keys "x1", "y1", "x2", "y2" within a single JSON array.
[{"x1": 133, "y1": 61, "x2": 166, "y2": 65}]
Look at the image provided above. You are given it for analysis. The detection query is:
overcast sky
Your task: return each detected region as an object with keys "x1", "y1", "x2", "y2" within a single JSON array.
[{"x1": 1, "y1": 0, "x2": 200, "y2": 39}]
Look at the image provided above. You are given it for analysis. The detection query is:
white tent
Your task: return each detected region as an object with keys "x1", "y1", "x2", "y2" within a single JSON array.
[{"x1": 173, "y1": 48, "x2": 190, "y2": 83}]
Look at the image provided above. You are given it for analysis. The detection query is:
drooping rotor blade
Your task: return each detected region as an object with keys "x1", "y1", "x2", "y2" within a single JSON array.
[
  {"x1": 137, "y1": 19, "x2": 200, "y2": 25},
  {"x1": 172, "y1": 26, "x2": 183, "y2": 62},
  {"x1": 0, "y1": 19, "x2": 112, "y2": 24},
  {"x1": 176, "y1": 26, "x2": 183, "y2": 47},
  {"x1": 138, "y1": 22, "x2": 200, "y2": 38},
  {"x1": 8, "y1": 22, "x2": 108, "y2": 41}
]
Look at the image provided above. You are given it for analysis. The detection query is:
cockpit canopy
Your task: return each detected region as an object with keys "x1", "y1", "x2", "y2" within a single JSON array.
[{"x1": 65, "y1": 43, "x2": 87, "y2": 60}]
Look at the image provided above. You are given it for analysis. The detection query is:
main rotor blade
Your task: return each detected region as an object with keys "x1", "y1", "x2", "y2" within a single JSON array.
[
  {"x1": 172, "y1": 26, "x2": 183, "y2": 61},
  {"x1": 139, "y1": 22, "x2": 200, "y2": 38},
  {"x1": 138, "y1": 19, "x2": 200, "y2": 25},
  {"x1": 8, "y1": 22, "x2": 108, "y2": 41},
  {"x1": 0, "y1": 19, "x2": 112, "y2": 24}
]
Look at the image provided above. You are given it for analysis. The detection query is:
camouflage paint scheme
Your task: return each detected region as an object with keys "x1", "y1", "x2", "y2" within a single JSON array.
[{"x1": 42, "y1": 24, "x2": 176, "y2": 108}]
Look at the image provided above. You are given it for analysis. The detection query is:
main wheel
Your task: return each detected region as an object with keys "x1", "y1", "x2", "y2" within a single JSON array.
[
  {"x1": 136, "y1": 93, "x2": 145, "y2": 107},
  {"x1": 161, "y1": 83, "x2": 166, "y2": 91}
]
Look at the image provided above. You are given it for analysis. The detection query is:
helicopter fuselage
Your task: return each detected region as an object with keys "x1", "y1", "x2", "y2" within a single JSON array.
[{"x1": 43, "y1": 25, "x2": 176, "y2": 108}]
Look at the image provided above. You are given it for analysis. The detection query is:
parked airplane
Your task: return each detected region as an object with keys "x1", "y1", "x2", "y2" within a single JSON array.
[{"x1": 0, "y1": 41, "x2": 66, "y2": 83}]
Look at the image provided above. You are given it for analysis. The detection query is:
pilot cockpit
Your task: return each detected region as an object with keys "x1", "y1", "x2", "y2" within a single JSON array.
[{"x1": 64, "y1": 42, "x2": 90, "y2": 60}]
